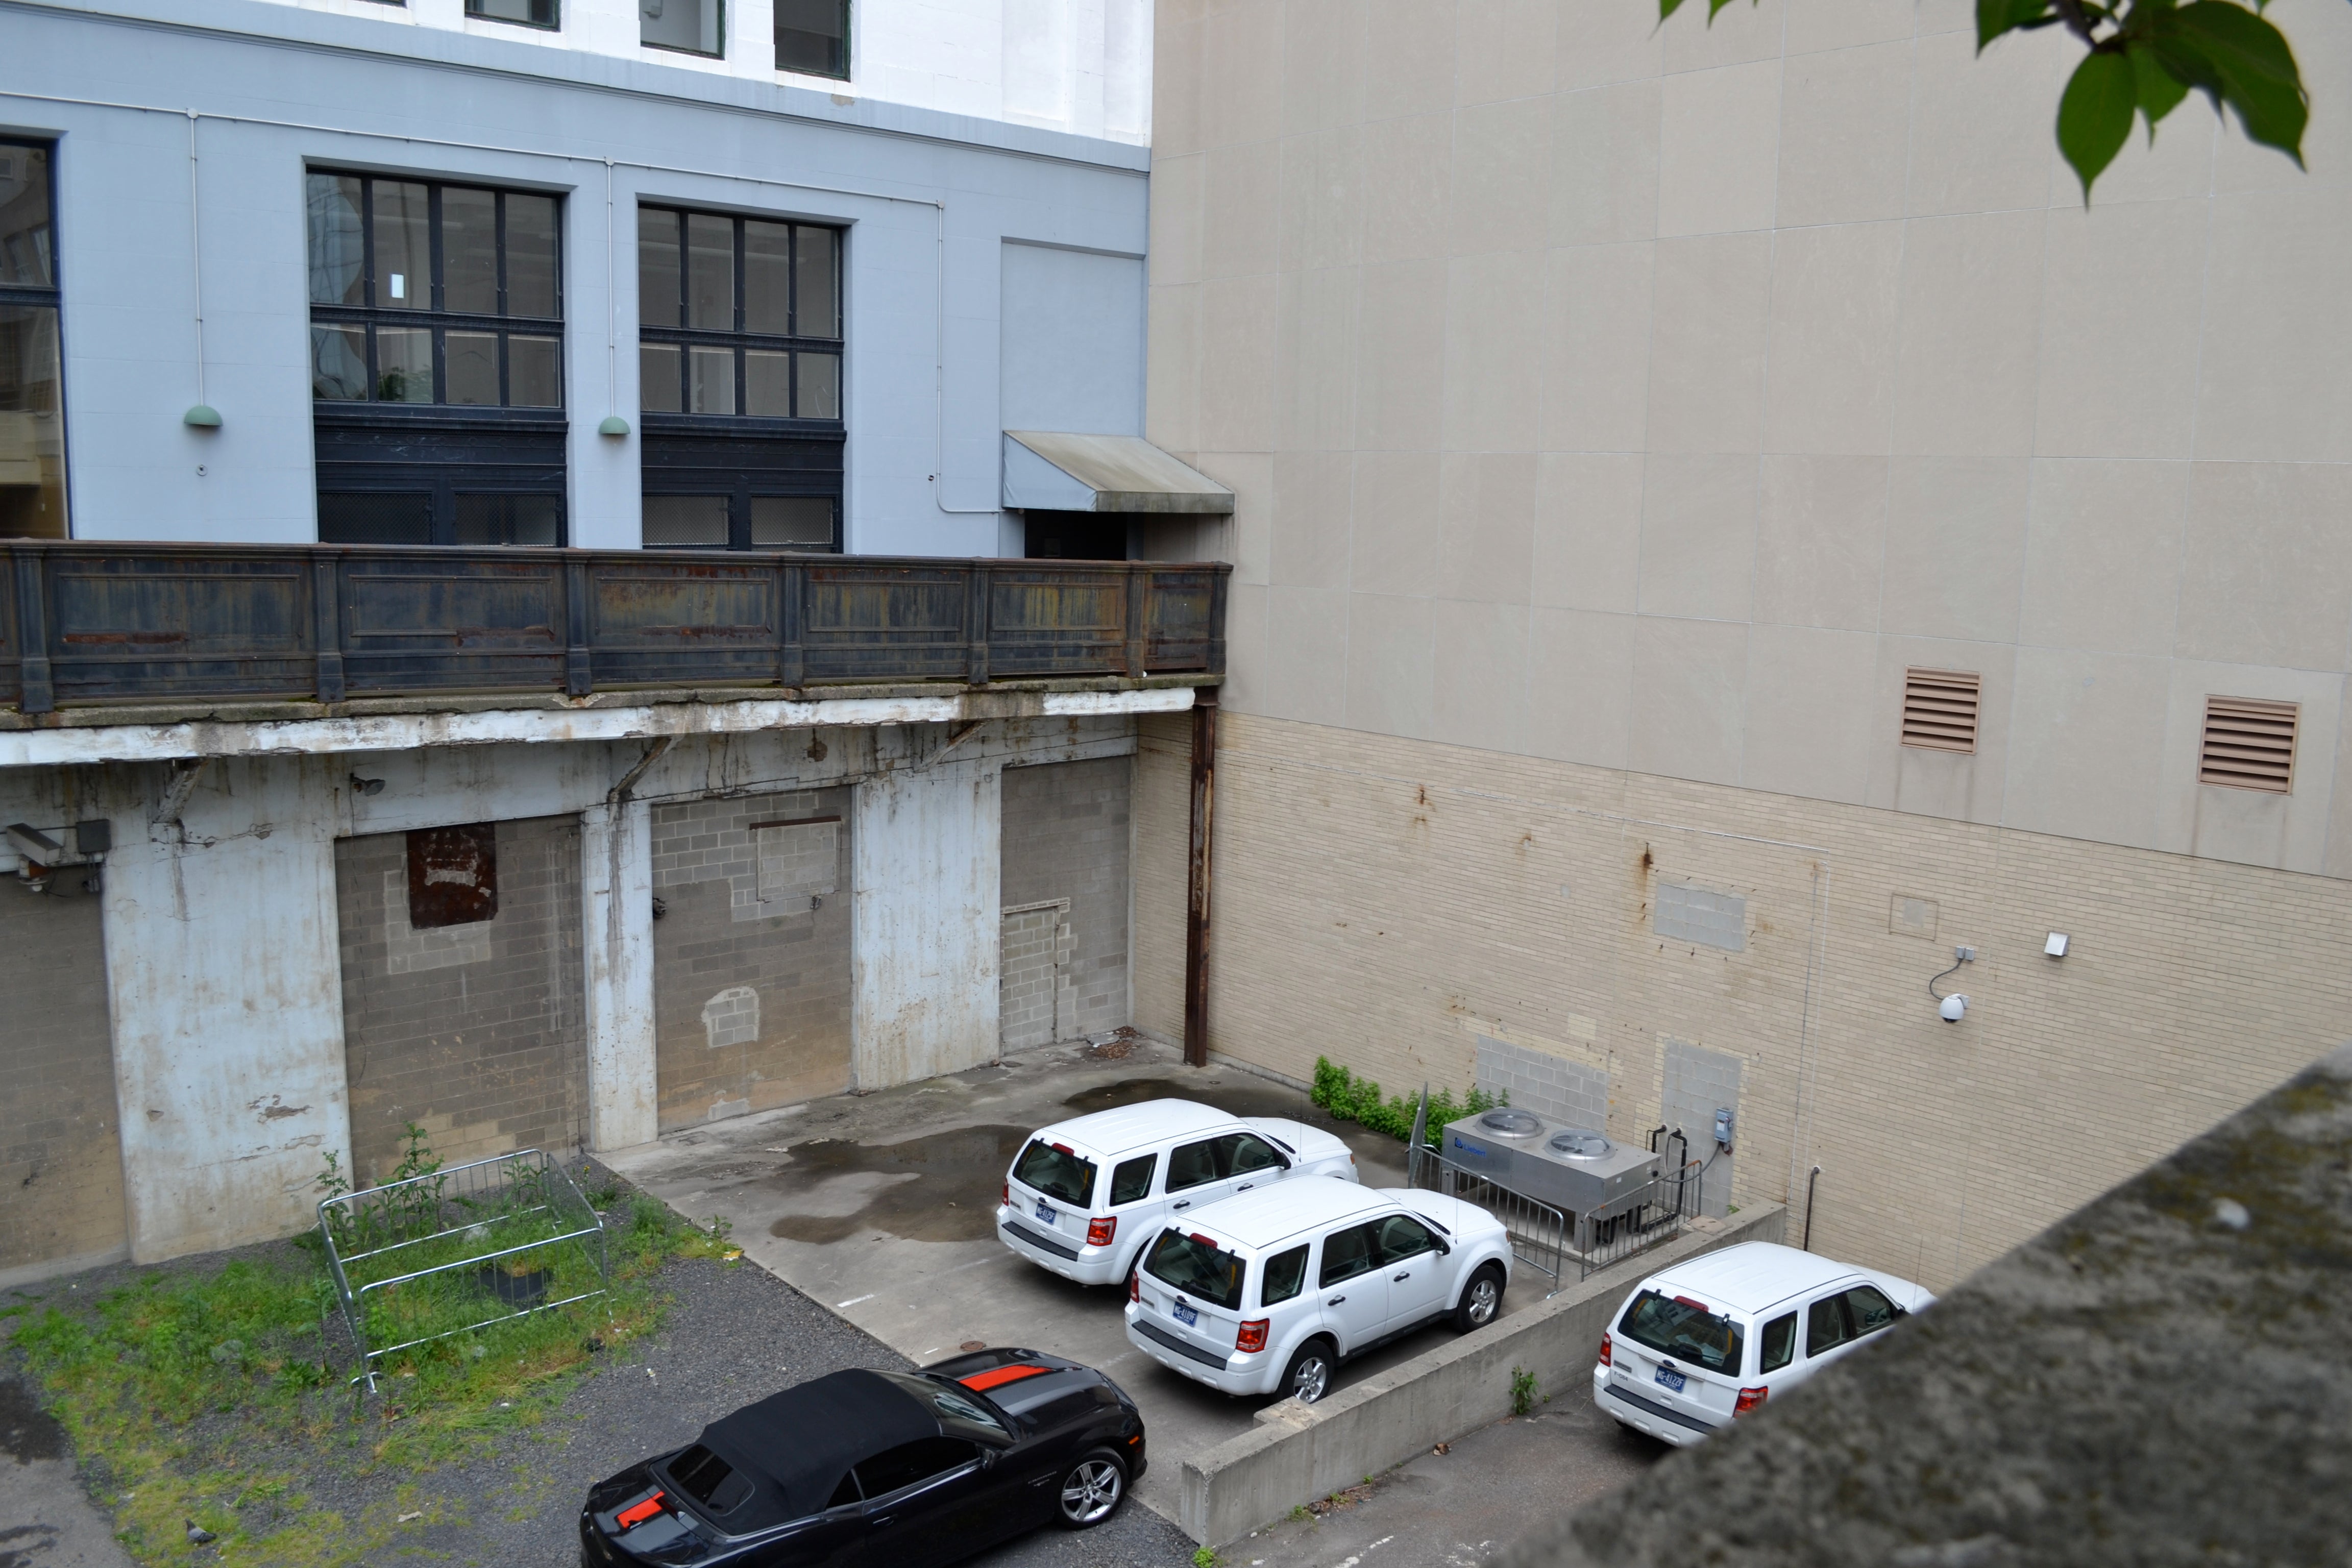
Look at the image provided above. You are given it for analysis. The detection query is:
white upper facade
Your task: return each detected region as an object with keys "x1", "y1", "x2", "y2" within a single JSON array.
[{"x1": 263, "y1": 0, "x2": 1153, "y2": 144}]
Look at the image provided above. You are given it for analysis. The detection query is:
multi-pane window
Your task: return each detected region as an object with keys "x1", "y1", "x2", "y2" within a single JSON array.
[
  {"x1": 637, "y1": 206, "x2": 843, "y2": 550},
  {"x1": 775, "y1": 0, "x2": 848, "y2": 78},
  {"x1": 644, "y1": 0, "x2": 722, "y2": 55},
  {"x1": 306, "y1": 171, "x2": 567, "y2": 547},
  {"x1": 467, "y1": 0, "x2": 559, "y2": 27},
  {"x1": 0, "y1": 141, "x2": 66, "y2": 540}
]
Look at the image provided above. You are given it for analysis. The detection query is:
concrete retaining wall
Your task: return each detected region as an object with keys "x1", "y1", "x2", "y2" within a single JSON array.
[{"x1": 1177, "y1": 1205, "x2": 1788, "y2": 1547}]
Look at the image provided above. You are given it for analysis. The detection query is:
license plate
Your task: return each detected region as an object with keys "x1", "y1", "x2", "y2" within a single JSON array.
[
  {"x1": 1654, "y1": 1365, "x2": 1686, "y2": 1394},
  {"x1": 1035, "y1": 1199, "x2": 1057, "y2": 1225},
  {"x1": 1172, "y1": 1300, "x2": 1198, "y2": 1327}
]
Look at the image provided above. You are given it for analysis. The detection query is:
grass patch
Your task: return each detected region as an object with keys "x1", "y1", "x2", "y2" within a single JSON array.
[
  {"x1": 5, "y1": 1166, "x2": 731, "y2": 1568},
  {"x1": 1310, "y1": 1057, "x2": 1505, "y2": 1146}
]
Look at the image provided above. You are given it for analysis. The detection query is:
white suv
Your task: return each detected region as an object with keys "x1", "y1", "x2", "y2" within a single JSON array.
[
  {"x1": 1122, "y1": 1175, "x2": 1513, "y2": 1404},
  {"x1": 1594, "y1": 1240, "x2": 1934, "y2": 1446},
  {"x1": 996, "y1": 1098, "x2": 1356, "y2": 1288}
]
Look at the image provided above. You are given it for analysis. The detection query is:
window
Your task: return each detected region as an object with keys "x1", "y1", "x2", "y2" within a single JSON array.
[
  {"x1": 1804, "y1": 1293, "x2": 1853, "y2": 1358},
  {"x1": 1616, "y1": 1290, "x2": 1745, "y2": 1374},
  {"x1": 644, "y1": 0, "x2": 723, "y2": 54},
  {"x1": 1223, "y1": 1133, "x2": 1284, "y2": 1175},
  {"x1": 1901, "y1": 668, "x2": 1981, "y2": 754},
  {"x1": 1165, "y1": 1138, "x2": 1219, "y2": 1194},
  {"x1": 1011, "y1": 1140, "x2": 1095, "y2": 1206},
  {"x1": 468, "y1": 0, "x2": 559, "y2": 27},
  {"x1": 0, "y1": 141, "x2": 66, "y2": 540},
  {"x1": 1373, "y1": 1214, "x2": 1437, "y2": 1265},
  {"x1": 307, "y1": 171, "x2": 566, "y2": 545},
  {"x1": 775, "y1": 0, "x2": 848, "y2": 77},
  {"x1": 664, "y1": 1446, "x2": 753, "y2": 1516},
  {"x1": 1843, "y1": 1285, "x2": 1901, "y2": 1337},
  {"x1": 2200, "y1": 696, "x2": 2297, "y2": 793},
  {"x1": 1260, "y1": 1244, "x2": 1308, "y2": 1307},
  {"x1": 852, "y1": 1437, "x2": 976, "y2": 1502},
  {"x1": 1109, "y1": 1155, "x2": 1157, "y2": 1206},
  {"x1": 1758, "y1": 1312, "x2": 1797, "y2": 1374},
  {"x1": 1143, "y1": 1229, "x2": 1246, "y2": 1309},
  {"x1": 1317, "y1": 1223, "x2": 1376, "y2": 1288},
  {"x1": 638, "y1": 206, "x2": 843, "y2": 549}
]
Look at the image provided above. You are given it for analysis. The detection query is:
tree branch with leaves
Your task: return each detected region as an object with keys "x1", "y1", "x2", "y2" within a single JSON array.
[{"x1": 1660, "y1": 0, "x2": 2313, "y2": 200}]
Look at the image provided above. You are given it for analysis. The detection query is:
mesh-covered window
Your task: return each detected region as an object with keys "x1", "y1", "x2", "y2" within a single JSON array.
[
  {"x1": 775, "y1": 0, "x2": 848, "y2": 77},
  {"x1": 0, "y1": 141, "x2": 67, "y2": 540}
]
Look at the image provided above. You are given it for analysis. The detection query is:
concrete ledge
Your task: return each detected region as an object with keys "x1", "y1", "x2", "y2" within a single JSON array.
[{"x1": 1177, "y1": 1204, "x2": 1787, "y2": 1547}]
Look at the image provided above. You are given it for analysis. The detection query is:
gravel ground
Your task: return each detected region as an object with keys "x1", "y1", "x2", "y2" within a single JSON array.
[{"x1": 7, "y1": 1221, "x2": 1195, "y2": 1567}]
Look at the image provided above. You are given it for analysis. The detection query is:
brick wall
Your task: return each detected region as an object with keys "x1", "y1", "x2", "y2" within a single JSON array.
[
  {"x1": 1001, "y1": 756, "x2": 1132, "y2": 1043},
  {"x1": 1000, "y1": 899, "x2": 1073, "y2": 1050},
  {"x1": 649, "y1": 789, "x2": 852, "y2": 1130},
  {"x1": 335, "y1": 816, "x2": 586, "y2": 1185},
  {"x1": 1136, "y1": 710, "x2": 2352, "y2": 1293},
  {"x1": 0, "y1": 877, "x2": 125, "y2": 1277}
]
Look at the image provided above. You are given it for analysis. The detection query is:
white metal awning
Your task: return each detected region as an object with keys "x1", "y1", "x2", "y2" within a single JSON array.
[{"x1": 1002, "y1": 431, "x2": 1235, "y2": 514}]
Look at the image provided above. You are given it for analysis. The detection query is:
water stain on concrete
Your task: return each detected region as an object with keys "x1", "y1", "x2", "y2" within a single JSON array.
[
  {"x1": 0, "y1": 1377, "x2": 67, "y2": 1464},
  {"x1": 766, "y1": 1125, "x2": 1029, "y2": 1244},
  {"x1": 1059, "y1": 1075, "x2": 1316, "y2": 1121}
]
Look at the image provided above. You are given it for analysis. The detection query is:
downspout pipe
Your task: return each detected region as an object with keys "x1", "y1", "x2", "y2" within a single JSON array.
[{"x1": 1183, "y1": 689, "x2": 1217, "y2": 1069}]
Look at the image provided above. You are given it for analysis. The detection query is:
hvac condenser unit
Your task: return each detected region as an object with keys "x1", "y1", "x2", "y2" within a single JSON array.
[{"x1": 1440, "y1": 1107, "x2": 1662, "y2": 1228}]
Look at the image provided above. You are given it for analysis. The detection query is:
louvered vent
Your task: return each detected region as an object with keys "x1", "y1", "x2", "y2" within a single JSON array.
[
  {"x1": 2200, "y1": 697, "x2": 2297, "y2": 793},
  {"x1": 1901, "y1": 669, "x2": 1981, "y2": 754}
]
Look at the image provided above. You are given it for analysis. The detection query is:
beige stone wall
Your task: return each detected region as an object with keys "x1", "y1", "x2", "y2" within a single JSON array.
[
  {"x1": 1147, "y1": 0, "x2": 2352, "y2": 878},
  {"x1": 1147, "y1": 709, "x2": 2352, "y2": 1292}
]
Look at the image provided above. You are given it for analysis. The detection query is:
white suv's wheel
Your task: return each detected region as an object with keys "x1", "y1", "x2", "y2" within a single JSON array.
[
  {"x1": 1282, "y1": 1339, "x2": 1336, "y2": 1404},
  {"x1": 1453, "y1": 1263, "x2": 1505, "y2": 1332}
]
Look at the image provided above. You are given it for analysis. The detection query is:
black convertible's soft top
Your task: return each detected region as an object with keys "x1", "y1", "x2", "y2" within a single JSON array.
[{"x1": 687, "y1": 1368, "x2": 940, "y2": 1531}]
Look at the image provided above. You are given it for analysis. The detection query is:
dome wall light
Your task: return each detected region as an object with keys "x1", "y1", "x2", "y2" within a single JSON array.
[
  {"x1": 598, "y1": 415, "x2": 631, "y2": 437},
  {"x1": 184, "y1": 404, "x2": 222, "y2": 428}
]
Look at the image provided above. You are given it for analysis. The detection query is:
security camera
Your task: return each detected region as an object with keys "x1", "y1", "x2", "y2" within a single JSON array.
[
  {"x1": 1939, "y1": 994, "x2": 1968, "y2": 1023},
  {"x1": 6, "y1": 823, "x2": 63, "y2": 865}
]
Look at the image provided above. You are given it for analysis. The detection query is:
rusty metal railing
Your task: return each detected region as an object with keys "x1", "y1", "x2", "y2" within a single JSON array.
[{"x1": 0, "y1": 543, "x2": 1227, "y2": 714}]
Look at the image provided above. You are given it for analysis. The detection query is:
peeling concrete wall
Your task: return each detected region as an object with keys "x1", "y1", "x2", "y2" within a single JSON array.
[
  {"x1": 852, "y1": 738, "x2": 1002, "y2": 1090},
  {"x1": 333, "y1": 816, "x2": 586, "y2": 1185},
  {"x1": 649, "y1": 788, "x2": 854, "y2": 1130},
  {"x1": 1131, "y1": 712, "x2": 1194, "y2": 1045},
  {"x1": 0, "y1": 872, "x2": 126, "y2": 1285},
  {"x1": 101, "y1": 757, "x2": 354, "y2": 1262},
  {"x1": 582, "y1": 799, "x2": 658, "y2": 1153}
]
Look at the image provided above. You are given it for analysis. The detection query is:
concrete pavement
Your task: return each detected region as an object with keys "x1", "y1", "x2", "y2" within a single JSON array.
[
  {"x1": 605, "y1": 1036, "x2": 1544, "y2": 1525},
  {"x1": 0, "y1": 1373, "x2": 135, "y2": 1568}
]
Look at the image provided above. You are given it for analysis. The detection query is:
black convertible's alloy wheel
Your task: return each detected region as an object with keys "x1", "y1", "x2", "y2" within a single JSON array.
[{"x1": 1056, "y1": 1451, "x2": 1125, "y2": 1528}]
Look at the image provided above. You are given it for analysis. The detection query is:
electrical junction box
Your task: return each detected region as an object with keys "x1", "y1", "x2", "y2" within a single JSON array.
[{"x1": 1714, "y1": 1107, "x2": 1735, "y2": 1148}]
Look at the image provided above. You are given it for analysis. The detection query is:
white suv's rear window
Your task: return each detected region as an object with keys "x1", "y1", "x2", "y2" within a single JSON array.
[
  {"x1": 1014, "y1": 1140, "x2": 1097, "y2": 1206},
  {"x1": 1143, "y1": 1229, "x2": 1246, "y2": 1310},
  {"x1": 1618, "y1": 1289, "x2": 1746, "y2": 1374}
]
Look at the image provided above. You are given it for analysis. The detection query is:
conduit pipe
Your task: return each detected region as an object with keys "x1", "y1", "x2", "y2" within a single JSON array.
[{"x1": 1184, "y1": 689, "x2": 1218, "y2": 1068}]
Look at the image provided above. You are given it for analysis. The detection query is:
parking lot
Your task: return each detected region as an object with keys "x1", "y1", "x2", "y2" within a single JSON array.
[{"x1": 605, "y1": 1037, "x2": 1548, "y2": 1523}]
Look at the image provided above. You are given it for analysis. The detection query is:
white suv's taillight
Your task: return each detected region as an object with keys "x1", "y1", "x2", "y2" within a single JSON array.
[
  {"x1": 1087, "y1": 1215, "x2": 1117, "y2": 1247},
  {"x1": 1236, "y1": 1319, "x2": 1269, "y2": 1354},
  {"x1": 1734, "y1": 1385, "x2": 1768, "y2": 1416},
  {"x1": 1129, "y1": 1267, "x2": 1140, "y2": 1304},
  {"x1": 1001, "y1": 1181, "x2": 1009, "y2": 1209},
  {"x1": 1597, "y1": 1331, "x2": 1613, "y2": 1368}
]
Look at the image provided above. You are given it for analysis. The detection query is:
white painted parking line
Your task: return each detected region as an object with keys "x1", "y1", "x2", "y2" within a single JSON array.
[{"x1": 836, "y1": 1293, "x2": 875, "y2": 1309}]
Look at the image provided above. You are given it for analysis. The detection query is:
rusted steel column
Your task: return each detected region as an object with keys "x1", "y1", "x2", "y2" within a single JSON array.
[{"x1": 1183, "y1": 687, "x2": 1218, "y2": 1068}]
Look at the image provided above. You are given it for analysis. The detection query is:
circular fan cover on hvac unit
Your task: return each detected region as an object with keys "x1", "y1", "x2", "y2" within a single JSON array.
[
  {"x1": 1547, "y1": 1130, "x2": 1614, "y2": 1159},
  {"x1": 1478, "y1": 1110, "x2": 1545, "y2": 1138}
]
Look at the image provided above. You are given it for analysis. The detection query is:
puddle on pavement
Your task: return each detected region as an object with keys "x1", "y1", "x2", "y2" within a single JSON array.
[
  {"x1": 0, "y1": 1375, "x2": 67, "y2": 1463},
  {"x1": 767, "y1": 1125, "x2": 1029, "y2": 1244}
]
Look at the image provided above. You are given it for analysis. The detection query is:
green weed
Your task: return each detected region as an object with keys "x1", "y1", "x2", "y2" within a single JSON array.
[
  {"x1": 1309, "y1": 1058, "x2": 1505, "y2": 1147},
  {"x1": 1510, "y1": 1364, "x2": 1540, "y2": 1417}
]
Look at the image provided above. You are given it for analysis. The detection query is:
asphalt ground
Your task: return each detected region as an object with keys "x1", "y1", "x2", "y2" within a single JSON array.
[
  {"x1": 2, "y1": 1239, "x2": 1196, "y2": 1568},
  {"x1": 605, "y1": 1037, "x2": 1545, "y2": 1526}
]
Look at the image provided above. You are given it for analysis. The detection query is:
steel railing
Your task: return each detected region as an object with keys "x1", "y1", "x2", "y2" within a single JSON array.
[
  {"x1": 1408, "y1": 1141, "x2": 1573, "y2": 1297},
  {"x1": 1406, "y1": 1139, "x2": 1710, "y2": 1290},
  {"x1": 317, "y1": 1148, "x2": 608, "y2": 1390},
  {"x1": 0, "y1": 542, "x2": 1228, "y2": 713}
]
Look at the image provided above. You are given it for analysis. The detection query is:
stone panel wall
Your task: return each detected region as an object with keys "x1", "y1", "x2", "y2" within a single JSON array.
[{"x1": 0, "y1": 877, "x2": 125, "y2": 1280}]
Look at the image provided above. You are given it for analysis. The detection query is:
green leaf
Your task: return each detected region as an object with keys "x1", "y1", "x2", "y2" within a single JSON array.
[
  {"x1": 2149, "y1": 2, "x2": 2307, "y2": 161},
  {"x1": 1977, "y1": 0, "x2": 2060, "y2": 51},
  {"x1": 1706, "y1": 0, "x2": 1741, "y2": 19},
  {"x1": 2129, "y1": 40, "x2": 2192, "y2": 135},
  {"x1": 2058, "y1": 49, "x2": 2138, "y2": 199},
  {"x1": 1659, "y1": 0, "x2": 1688, "y2": 20}
]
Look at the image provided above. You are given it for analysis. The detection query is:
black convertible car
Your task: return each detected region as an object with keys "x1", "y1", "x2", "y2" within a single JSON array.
[{"x1": 580, "y1": 1348, "x2": 1146, "y2": 1566}]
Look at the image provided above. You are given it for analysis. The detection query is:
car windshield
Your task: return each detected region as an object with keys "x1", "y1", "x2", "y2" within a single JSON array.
[
  {"x1": 1143, "y1": 1228, "x2": 1246, "y2": 1310},
  {"x1": 1618, "y1": 1289, "x2": 1746, "y2": 1374},
  {"x1": 1013, "y1": 1139, "x2": 1097, "y2": 1206},
  {"x1": 887, "y1": 1373, "x2": 1012, "y2": 1439}
]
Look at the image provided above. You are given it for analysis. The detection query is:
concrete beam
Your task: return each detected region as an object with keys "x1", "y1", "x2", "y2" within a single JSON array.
[
  {"x1": 1177, "y1": 1205, "x2": 1789, "y2": 1548},
  {"x1": 0, "y1": 688, "x2": 1196, "y2": 769}
]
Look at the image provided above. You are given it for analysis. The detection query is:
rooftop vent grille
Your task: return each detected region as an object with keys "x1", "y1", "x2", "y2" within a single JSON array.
[
  {"x1": 2199, "y1": 697, "x2": 2297, "y2": 793},
  {"x1": 1901, "y1": 668, "x2": 1981, "y2": 754}
]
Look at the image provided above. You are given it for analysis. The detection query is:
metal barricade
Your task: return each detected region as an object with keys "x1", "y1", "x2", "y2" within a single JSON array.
[
  {"x1": 1408, "y1": 1142, "x2": 1573, "y2": 1297},
  {"x1": 317, "y1": 1148, "x2": 608, "y2": 1390},
  {"x1": 1572, "y1": 1159, "x2": 1705, "y2": 1280}
]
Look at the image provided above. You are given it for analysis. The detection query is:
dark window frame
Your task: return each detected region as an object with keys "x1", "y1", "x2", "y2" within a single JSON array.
[
  {"x1": 637, "y1": 204, "x2": 845, "y2": 552},
  {"x1": 307, "y1": 168, "x2": 568, "y2": 547},
  {"x1": 465, "y1": 0, "x2": 560, "y2": 30},
  {"x1": 774, "y1": 0, "x2": 850, "y2": 79},
  {"x1": 1, "y1": 137, "x2": 69, "y2": 541}
]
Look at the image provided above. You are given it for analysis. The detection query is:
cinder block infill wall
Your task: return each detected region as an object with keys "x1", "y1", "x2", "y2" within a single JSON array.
[
  {"x1": 1134, "y1": 710, "x2": 2352, "y2": 1295},
  {"x1": 0, "y1": 876, "x2": 126, "y2": 1282},
  {"x1": 1178, "y1": 1206, "x2": 1787, "y2": 1548}
]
